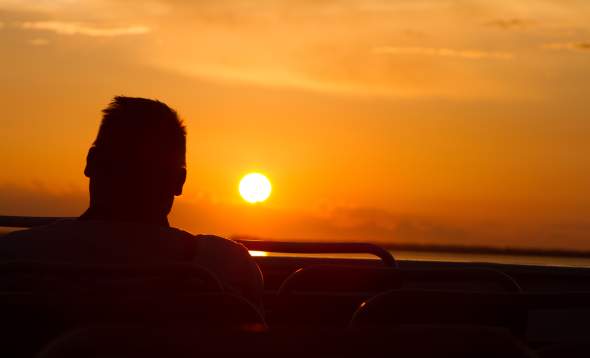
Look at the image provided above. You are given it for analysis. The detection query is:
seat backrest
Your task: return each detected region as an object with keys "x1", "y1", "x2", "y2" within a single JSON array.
[
  {"x1": 524, "y1": 292, "x2": 590, "y2": 345},
  {"x1": 279, "y1": 265, "x2": 404, "y2": 295},
  {"x1": 400, "y1": 267, "x2": 522, "y2": 292},
  {"x1": 0, "y1": 291, "x2": 266, "y2": 357},
  {"x1": 346, "y1": 325, "x2": 537, "y2": 358},
  {"x1": 271, "y1": 265, "x2": 520, "y2": 327},
  {"x1": 269, "y1": 265, "x2": 399, "y2": 326},
  {"x1": 0, "y1": 261, "x2": 258, "y2": 357},
  {"x1": 279, "y1": 265, "x2": 521, "y2": 295},
  {"x1": 536, "y1": 343, "x2": 590, "y2": 358},
  {"x1": 38, "y1": 324, "x2": 537, "y2": 358},
  {"x1": 350, "y1": 289, "x2": 528, "y2": 335}
]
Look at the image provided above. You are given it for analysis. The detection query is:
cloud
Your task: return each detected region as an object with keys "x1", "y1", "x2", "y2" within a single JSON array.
[
  {"x1": 28, "y1": 38, "x2": 50, "y2": 46},
  {"x1": 301, "y1": 206, "x2": 471, "y2": 245},
  {"x1": 373, "y1": 46, "x2": 513, "y2": 60},
  {"x1": 543, "y1": 42, "x2": 590, "y2": 52},
  {"x1": 486, "y1": 18, "x2": 534, "y2": 30},
  {"x1": 0, "y1": 0, "x2": 88, "y2": 13},
  {"x1": 0, "y1": 0, "x2": 170, "y2": 16},
  {"x1": 21, "y1": 21, "x2": 150, "y2": 37},
  {"x1": 0, "y1": 184, "x2": 86, "y2": 217}
]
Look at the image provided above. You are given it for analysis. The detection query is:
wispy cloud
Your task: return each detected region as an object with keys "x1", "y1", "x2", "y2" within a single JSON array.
[
  {"x1": 486, "y1": 18, "x2": 534, "y2": 30},
  {"x1": 543, "y1": 42, "x2": 590, "y2": 52},
  {"x1": 28, "y1": 38, "x2": 50, "y2": 46},
  {"x1": 374, "y1": 46, "x2": 513, "y2": 60},
  {"x1": 21, "y1": 21, "x2": 150, "y2": 37}
]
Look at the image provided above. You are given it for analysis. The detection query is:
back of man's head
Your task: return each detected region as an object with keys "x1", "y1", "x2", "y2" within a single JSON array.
[{"x1": 84, "y1": 96, "x2": 187, "y2": 224}]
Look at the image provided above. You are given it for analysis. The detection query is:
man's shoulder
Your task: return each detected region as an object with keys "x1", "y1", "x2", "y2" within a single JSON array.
[
  {"x1": 2, "y1": 221, "x2": 194, "y2": 245},
  {"x1": 194, "y1": 234, "x2": 250, "y2": 257}
]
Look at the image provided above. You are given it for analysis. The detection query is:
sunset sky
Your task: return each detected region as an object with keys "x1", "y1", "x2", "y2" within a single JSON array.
[{"x1": 1, "y1": 0, "x2": 589, "y2": 250}]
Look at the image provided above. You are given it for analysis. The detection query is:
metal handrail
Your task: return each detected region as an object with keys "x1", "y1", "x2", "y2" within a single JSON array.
[{"x1": 236, "y1": 240, "x2": 397, "y2": 267}]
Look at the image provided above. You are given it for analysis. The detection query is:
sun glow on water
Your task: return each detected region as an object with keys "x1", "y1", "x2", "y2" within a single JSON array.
[{"x1": 248, "y1": 250, "x2": 269, "y2": 257}]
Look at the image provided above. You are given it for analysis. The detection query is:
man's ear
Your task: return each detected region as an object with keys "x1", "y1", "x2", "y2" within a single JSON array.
[
  {"x1": 174, "y1": 167, "x2": 187, "y2": 196},
  {"x1": 84, "y1": 147, "x2": 97, "y2": 178}
]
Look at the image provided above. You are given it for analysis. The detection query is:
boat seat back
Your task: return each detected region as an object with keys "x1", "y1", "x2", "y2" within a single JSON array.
[
  {"x1": 270, "y1": 265, "x2": 521, "y2": 326},
  {"x1": 350, "y1": 289, "x2": 528, "y2": 335}
]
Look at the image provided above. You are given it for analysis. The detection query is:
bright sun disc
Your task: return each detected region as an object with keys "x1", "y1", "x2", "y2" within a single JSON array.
[{"x1": 239, "y1": 173, "x2": 272, "y2": 204}]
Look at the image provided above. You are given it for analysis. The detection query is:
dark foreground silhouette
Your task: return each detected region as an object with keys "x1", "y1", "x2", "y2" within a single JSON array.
[{"x1": 0, "y1": 96, "x2": 263, "y2": 305}]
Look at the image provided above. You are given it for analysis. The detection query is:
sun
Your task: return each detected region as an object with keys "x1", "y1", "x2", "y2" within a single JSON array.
[{"x1": 239, "y1": 173, "x2": 272, "y2": 204}]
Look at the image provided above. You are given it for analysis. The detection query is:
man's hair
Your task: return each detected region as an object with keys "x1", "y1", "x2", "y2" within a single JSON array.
[{"x1": 93, "y1": 96, "x2": 186, "y2": 169}]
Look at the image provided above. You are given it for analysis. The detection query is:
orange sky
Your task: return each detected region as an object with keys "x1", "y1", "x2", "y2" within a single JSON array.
[{"x1": 1, "y1": 0, "x2": 590, "y2": 250}]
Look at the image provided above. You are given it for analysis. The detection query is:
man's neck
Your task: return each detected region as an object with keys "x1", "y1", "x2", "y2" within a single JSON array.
[{"x1": 79, "y1": 207, "x2": 170, "y2": 227}]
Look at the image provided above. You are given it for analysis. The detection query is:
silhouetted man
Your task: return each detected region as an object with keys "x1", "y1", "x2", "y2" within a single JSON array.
[{"x1": 1, "y1": 96, "x2": 263, "y2": 305}]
